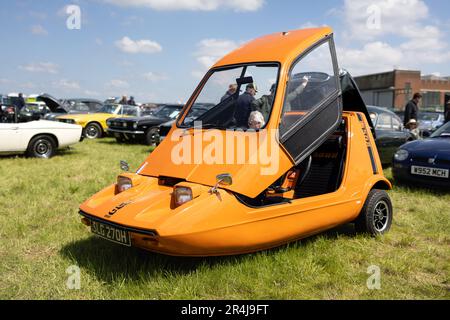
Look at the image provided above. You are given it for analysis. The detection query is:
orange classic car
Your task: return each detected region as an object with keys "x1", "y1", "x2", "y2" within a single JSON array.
[{"x1": 79, "y1": 27, "x2": 393, "y2": 256}]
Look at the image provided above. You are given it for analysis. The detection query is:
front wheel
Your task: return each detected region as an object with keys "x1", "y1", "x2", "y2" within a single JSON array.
[
  {"x1": 355, "y1": 189, "x2": 393, "y2": 236},
  {"x1": 26, "y1": 135, "x2": 56, "y2": 158},
  {"x1": 145, "y1": 127, "x2": 159, "y2": 146},
  {"x1": 84, "y1": 123, "x2": 103, "y2": 139}
]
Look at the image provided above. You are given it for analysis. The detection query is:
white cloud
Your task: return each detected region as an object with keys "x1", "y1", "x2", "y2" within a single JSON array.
[
  {"x1": 31, "y1": 25, "x2": 48, "y2": 36},
  {"x1": 106, "y1": 79, "x2": 129, "y2": 88},
  {"x1": 115, "y1": 36, "x2": 162, "y2": 54},
  {"x1": 194, "y1": 38, "x2": 239, "y2": 69},
  {"x1": 19, "y1": 62, "x2": 59, "y2": 74},
  {"x1": 143, "y1": 72, "x2": 168, "y2": 82},
  {"x1": 336, "y1": 0, "x2": 450, "y2": 75},
  {"x1": 53, "y1": 79, "x2": 81, "y2": 90},
  {"x1": 103, "y1": 0, "x2": 264, "y2": 12},
  {"x1": 337, "y1": 42, "x2": 404, "y2": 76},
  {"x1": 342, "y1": 0, "x2": 429, "y2": 41}
]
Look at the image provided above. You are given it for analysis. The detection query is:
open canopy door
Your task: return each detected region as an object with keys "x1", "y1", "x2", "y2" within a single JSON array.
[{"x1": 279, "y1": 36, "x2": 343, "y2": 165}]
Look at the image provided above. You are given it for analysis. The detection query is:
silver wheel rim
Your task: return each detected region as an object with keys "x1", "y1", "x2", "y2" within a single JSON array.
[
  {"x1": 35, "y1": 140, "x2": 51, "y2": 157},
  {"x1": 86, "y1": 125, "x2": 98, "y2": 138},
  {"x1": 373, "y1": 200, "x2": 389, "y2": 232}
]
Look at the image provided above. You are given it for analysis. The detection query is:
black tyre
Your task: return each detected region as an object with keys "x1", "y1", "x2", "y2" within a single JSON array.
[
  {"x1": 145, "y1": 127, "x2": 159, "y2": 146},
  {"x1": 355, "y1": 189, "x2": 393, "y2": 236},
  {"x1": 84, "y1": 123, "x2": 102, "y2": 139},
  {"x1": 26, "y1": 135, "x2": 56, "y2": 159}
]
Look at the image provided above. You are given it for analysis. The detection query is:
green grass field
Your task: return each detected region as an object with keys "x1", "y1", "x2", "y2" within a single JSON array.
[{"x1": 0, "y1": 138, "x2": 449, "y2": 300}]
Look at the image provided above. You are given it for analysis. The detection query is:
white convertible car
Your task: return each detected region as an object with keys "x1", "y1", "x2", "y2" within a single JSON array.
[{"x1": 0, "y1": 120, "x2": 83, "y2": 158}]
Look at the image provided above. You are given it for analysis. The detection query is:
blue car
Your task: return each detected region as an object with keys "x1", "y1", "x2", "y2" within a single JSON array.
[{"x1": 392, "y1": 121, "x2": 450, "y2": 188}]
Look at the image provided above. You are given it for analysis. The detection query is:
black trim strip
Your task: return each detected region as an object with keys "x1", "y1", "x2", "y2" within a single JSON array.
[
  {"x1": 367, "y1": 146, "x2": 378, "y2": 174},
  {"x1": 79, "y1": 210, "x2": 159, "y2": 237}
]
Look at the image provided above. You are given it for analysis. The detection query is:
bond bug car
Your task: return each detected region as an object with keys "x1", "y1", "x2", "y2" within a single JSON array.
[{"x1": 79, "y1": 27, "x2": 393, "y2": 256}]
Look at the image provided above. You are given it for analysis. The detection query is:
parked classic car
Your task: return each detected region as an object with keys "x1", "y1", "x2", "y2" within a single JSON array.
[
  {"x1": 368, "y1": 106, "x2": 416, "y2": 165},
  {"x1": 418, "y1": 112, "x2": 445, "y2": 136},
  {"x1": 43, "y1": 97, "x2": 104, "y2": 120},
  {"x1": 0, "y1": 119, "x2": 83, "y2": 158},
  {"x1": 156, "y1": 104, "x2": 211, "y2": 145},
  {"x1": 393, "y1": 121, "x2": 450, "y2": 188},
  {"x1": 56, "y1": 104, "x2": 143, "y2": 139},
  {"x1": 107, "y1": 104, "x2": 184, "y2": 145},
  {"x1": 79, "y1": 27, "x2": 393, "y2": 257}
]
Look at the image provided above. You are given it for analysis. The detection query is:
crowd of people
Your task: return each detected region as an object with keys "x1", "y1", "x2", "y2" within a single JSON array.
[{"x1": 221, "y1": 76, "x2": 310, "y2": 130}]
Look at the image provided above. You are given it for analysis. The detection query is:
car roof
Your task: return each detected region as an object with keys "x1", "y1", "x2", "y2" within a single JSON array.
[
  {"x1": 214, "y1": 27, "x2": 333, "y2": 67},
  {"x1": 67, "y1": 98, "x2": 103, "y2": 103},
  {"x1": 367, "y1": 105, "x2": 397, "y2": 116}
]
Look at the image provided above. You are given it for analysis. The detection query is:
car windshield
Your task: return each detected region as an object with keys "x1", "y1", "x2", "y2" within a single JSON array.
[
  {"x1": 430, "y1": 122, "x2": 450, "y2": 138},
  {"x1": 179, "y1": 63, "x2": 279, "y2": 130},
  {"x1": 122, "y1": 105, "x2": 140, "y2": 116},
  {"x1": 155, "y1": 105, "x2": 181, "y2": 119},
  {"x1": 419, "y1": 113, "x2": 440, "y2": 121},
  {"x1": 97, "y1": 104, "x2": 119, "y2": 114}
]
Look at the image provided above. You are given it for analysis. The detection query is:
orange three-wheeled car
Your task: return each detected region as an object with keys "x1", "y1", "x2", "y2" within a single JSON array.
[{"x1": 79, "y1": 27, "x2": 393, "y2": 256}]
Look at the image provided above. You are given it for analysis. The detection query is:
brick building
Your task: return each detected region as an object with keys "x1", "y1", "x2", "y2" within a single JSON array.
[{"x1": 354, "y1": 70, "x2": 450, "y2": 111}]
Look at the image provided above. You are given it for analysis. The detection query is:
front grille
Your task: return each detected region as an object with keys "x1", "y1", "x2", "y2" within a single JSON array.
[
  {"x1": 110, "y1": 121, "x2": 136, "y2": 130},
  {"x1": 411, "y1": 157, "x2": 450, "y2": 166},
  {"x1": 58, "y1": 119, "x2": 74, "y2": 124}
]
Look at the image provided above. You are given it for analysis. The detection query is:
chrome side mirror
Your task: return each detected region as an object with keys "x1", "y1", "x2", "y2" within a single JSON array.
[
  {"x1": 120, "y1": 160, "x2": 129, "y2": 172},
  {"x1": 210, "y1": 173, "x2": 232, "y2": 195}
]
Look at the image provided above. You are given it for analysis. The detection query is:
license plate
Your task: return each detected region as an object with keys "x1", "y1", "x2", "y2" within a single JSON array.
[
  {"x1": 411, "y1": 166, "x2": 449, "y2": 179},
  {"x1": 90, "y1": 220, "x2": 131, "y2": 246}
]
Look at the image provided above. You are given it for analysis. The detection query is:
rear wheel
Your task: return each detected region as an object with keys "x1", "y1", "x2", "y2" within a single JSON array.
[
  {"x1": 26, "y1": 135, "x2": 56, "y2": 158},
  {"x1": 84, "y1": 123, "x2": 102, "y2": 139},
  {"x1": 355, "y1": 189, "x2": 393, "y2": 236}
]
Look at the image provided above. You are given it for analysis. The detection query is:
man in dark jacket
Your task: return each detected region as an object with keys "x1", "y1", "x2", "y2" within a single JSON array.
[
  {"x1": 234, "y1": 83, "x2": 257, "y2": 127},
  {"x1": 17, "y1": 93, "x2": 26, "y2": 110},
  {"x1": 404, "y1": 93, "x2": 422, "y2": 127},
  {"x1": 127, "y1": 96, "x2": 136, "y2": 106},
  {"x1": 445, "y1": 100, "x2": 450, "y2": 124}
]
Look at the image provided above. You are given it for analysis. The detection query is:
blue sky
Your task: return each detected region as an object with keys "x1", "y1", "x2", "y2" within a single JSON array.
[{"x1": 1, "y1": 0, "x2": 449, "y2": 103}]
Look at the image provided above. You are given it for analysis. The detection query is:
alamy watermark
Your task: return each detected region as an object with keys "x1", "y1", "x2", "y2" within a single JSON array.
[
  {"x1": 170, "y1": 122, "x2": 280, "y2": 176},
  {"x1": 66, "y1": 265, "x2": 81, "y2": 290},
  {"x1": 366, "y1": 265, "x2": 381, "y2": 290},
  {"x1": 66, "y1": 5, "x2": 81, "y2": 30}
]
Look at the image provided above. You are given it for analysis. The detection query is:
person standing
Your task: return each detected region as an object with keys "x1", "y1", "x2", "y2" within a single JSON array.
[
  {"x1": 17, "y1": 93, "x2": 26, "y2": 111},
  {"x1": 119, "y1": 96, "x2": 128, "y2": 105},
  {"x1": 404, "y1": 93, "x2": 422, "y2": 127},
  {"x1": 251, "y1": 83, "x2": 275, "y2": 122},
  {"x1": 444, "y1": 100, "x2": 450, "y2": 124},
  {"x1": 127, "y1": 96, "x2": 136, "y2": 106},
  {"x1": 220, "y1": 84, "x2": 238, "y2": 102},
  {"x1": 234, "y1": 83, "x2": 257, "y2": 127}
]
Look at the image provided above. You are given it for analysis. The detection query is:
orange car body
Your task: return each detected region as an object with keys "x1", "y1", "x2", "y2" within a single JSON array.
[{"x1": 79, "y1": 27, "x2": 392, "y2": 256}]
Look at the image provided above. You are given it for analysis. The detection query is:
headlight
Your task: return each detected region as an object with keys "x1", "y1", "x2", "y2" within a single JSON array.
[
  {"x1": 106, "y1": 120, "x2": 112, "y2": 126},
  {"x1": 117, "y1": 176, "x2": 132, "y2": 193},
  {"x1": 133, "y1": 123, "x2": 138, "y2": 129},
  {"x1": 394, "y1": 149, "x2": 409, "y2": 161},
  {"x1": 173, "y1": 187, "x2": 193, "y2": 207}
]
